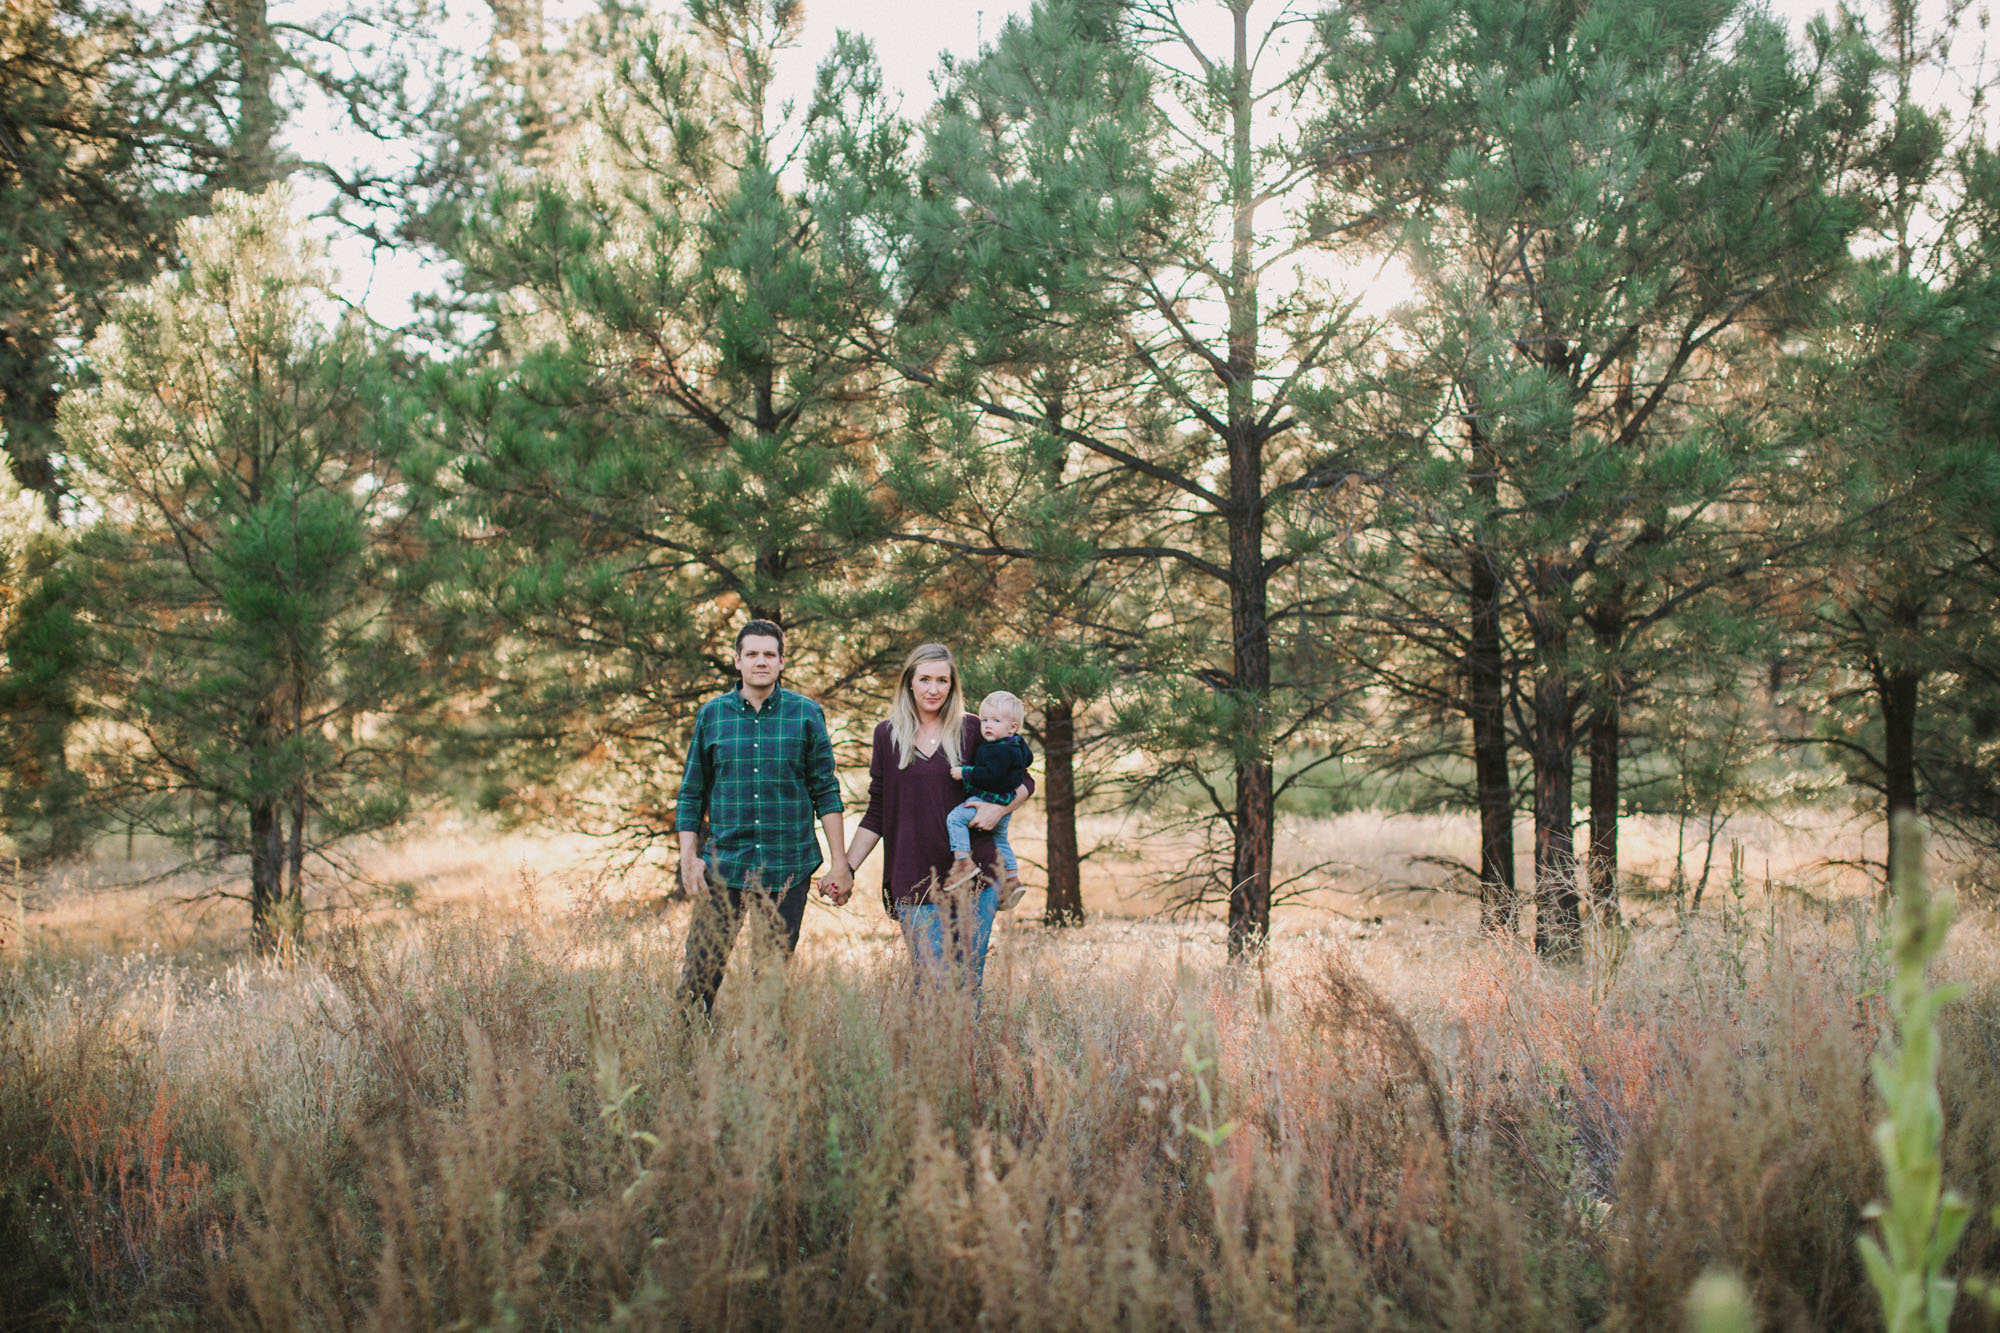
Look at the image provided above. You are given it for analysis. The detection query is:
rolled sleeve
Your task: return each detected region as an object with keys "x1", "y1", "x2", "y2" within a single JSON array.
[
  {"x1": 858, "y1": 723, "x2": 887, "y2": 835},
  {"x1": 674, "y1": 709, "x2": 711, "y2": 831},
  {"x1": 804, "y1": 704, "x2": 842, "y2": 816}
]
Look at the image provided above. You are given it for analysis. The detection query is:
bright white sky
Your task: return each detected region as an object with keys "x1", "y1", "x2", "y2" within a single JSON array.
[
  {"x1": 295, "y1": 0, "x2": 1989, "y2": 328},
  {"x1": 303, "y1": 0, "x2": 1036, "y2": 324}
]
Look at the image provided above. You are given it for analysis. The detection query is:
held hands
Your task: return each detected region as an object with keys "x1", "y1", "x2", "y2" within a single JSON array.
[{"x1": 817, "y1": 864, "x2": 854, "y2": 906}]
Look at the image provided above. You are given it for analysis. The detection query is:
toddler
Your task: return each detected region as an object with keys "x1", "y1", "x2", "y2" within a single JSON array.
[{"x1": 948, "y1": 690, "x2": 1034, "y2": 911}]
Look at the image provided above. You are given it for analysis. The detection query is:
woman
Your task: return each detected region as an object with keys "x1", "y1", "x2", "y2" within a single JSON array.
[{"x1": 842, "y1": 643, "x2": 1031, "y2": 994}]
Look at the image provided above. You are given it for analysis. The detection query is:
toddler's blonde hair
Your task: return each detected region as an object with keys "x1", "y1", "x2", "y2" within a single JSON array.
[{"x1": 979, "y1": 690, "x2": 1026, "y2": 727}]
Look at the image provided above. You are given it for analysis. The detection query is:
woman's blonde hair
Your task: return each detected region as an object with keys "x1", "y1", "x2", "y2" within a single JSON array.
[{"x1": 888, "y1": 643, "x2": 965, "y2": 770}]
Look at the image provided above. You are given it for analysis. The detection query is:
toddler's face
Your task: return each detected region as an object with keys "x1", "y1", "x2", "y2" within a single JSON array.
[{"x1": 979, "y1": 709, "x2": 1020, "y2": 742}]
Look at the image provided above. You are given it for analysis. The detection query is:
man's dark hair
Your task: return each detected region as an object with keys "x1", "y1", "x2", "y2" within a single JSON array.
[{"x1": 735, "y1": 619, "x2": 785, "y2": 654}]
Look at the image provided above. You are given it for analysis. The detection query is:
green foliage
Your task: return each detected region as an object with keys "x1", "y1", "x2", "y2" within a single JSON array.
[
  {"x1": 0, "y1": 0, "x2": 221, "y2": 503},
  {"x1": 1858, "y1": 815, "x2": 1972, "y2": 1333},
  {"x1": 1787, "y1": 141, "x2": 2000, "y2": 865},
  {"x1": 434, "y1": 4, "x2": 912, "y2": 833},
  {"x1": 1342, "y1": 0, "x2": 1876, "y2": 946},
  {"x1": 59, "y1": 186, "x2": 445, "y2": 946},
  {"x1": 1685, "y1": 1271, "x2": 1755, "y2": 1333},
  {"x1": 894, "y1": 0, "x2": 1402, "y2": 944},
  {"x1": 0, "y1": 465, "x2": 86, "y2": 860},
  {"x1": 9, "y1": 876, "x2": 2000, "y2": 1328}
]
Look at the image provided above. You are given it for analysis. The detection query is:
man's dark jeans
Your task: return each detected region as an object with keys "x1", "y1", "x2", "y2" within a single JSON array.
[{"x1": 676, "y1": 868, "x2": 813, "y2": 1014}]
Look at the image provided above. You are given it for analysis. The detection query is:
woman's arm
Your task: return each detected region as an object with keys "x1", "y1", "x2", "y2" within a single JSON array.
[
  {"x1": 848, "y1": 721, "x2": 889, "y2": 867},
  {"x1": 968, "y1": 780, "x2": 1032, "y2": 831},
  {"x1": 845, "y1": 826, "x2": 881, "y2": 870}
]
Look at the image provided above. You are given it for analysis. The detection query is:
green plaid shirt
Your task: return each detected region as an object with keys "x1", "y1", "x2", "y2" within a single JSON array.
[{"x1": 675, "y1": 686, "x2": 842, "y2": 891}]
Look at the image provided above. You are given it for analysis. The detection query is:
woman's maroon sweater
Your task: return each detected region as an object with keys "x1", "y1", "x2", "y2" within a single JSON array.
[{"x1": 859, "y1": 716, "x2": 1032, "y2": 906}]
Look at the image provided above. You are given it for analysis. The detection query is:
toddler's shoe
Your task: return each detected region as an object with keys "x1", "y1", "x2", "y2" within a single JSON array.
[
  {"x1": 943, "y1": 857, "x2": 979, "y2": 895},
  {"x1": 996, "y1": 867, "x2": 1026, "y2": 913}
]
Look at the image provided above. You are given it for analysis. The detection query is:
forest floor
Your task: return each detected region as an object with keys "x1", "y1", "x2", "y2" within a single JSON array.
[
  {"x1": 14, "y1": 802, "x2": 1928, "y2": 955},
  {"x1": 5, "y1": 809, "x2": 2000, "y2": 1330}
]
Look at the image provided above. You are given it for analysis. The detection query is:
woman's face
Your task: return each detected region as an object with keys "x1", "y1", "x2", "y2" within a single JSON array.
[{"x1": 910, "y1": 662, "x2": 953, "y2": 720}]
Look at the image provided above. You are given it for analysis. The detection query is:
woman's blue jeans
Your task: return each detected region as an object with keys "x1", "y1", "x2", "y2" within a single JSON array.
[{"x1": 896, "y1": 882, "x2": 997, "y2": 995}]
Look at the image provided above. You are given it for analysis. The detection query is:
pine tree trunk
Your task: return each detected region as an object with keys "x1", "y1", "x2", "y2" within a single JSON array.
[
  {"x1": 1463, "y1": 391, "x2": 1516, "y2": 933},
  {"x1": 1585, "y1": 590, "x2": 1625, "y2": 923},
  {"x1": 1531, "y1": 664, "x2": 1581, "y2": 959},
  {"x1": 248, "y1": 796, "x2": 287, "y2": 954},
  {"x1": 0, "y1": 332, "x2": 65, "y2": 519},
  {"x1": 750, "y1": 368, "x2": 786, "y2": 623},
  {"x1": 1225, "y1": 454, "x2": 1274, "y2": 957},
  {"x1": 1587, "y1": 702, "x2": 1619, "y2": 921},
  {"x1": 1040, "y1": 699, "x2": 1084, "y2": 926},
  {"x1": 1228, "y1": 756, "x2": 1275, "y2": 957},
  {"x1": 285, "y1": 784, "x2": 306, "y2": 939},
  {"x1": 1469, "y1": 542, "x2": 1515, "y2": 933},
  {"x1": 229, "y1": 0, "x2": 282, "y2": 190},
  {"x1": 1222, "y1": 6, "x2": 1274, "y2": 960},
  {"x1": 1880, "y1": 662, "x2": 1920, "y2": 881}
]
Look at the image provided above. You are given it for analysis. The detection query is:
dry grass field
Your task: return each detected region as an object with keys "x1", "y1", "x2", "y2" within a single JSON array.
[{"x1": 4, "y1": 810, "x2": 2000, "y2": 1330}]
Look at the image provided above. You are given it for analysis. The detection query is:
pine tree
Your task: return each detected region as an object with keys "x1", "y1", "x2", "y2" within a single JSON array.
[
  {"x1": 876, "y1": 0, "x2": 1395, "y2": 956},
  {"x1": 1363, "y1": 0, "x2": 1874, "y2": 952},
  {"x1": 61, "y1": 187, "x2": 443, "y2": 950},
  {"x1": 434, "y1": 2, "x2": 908, "y2": 835},
  {"x1": 0, "y1": 0, "x2": 222, "y2": 510},
  {"x1": 853, "y1": 0, "x2": 1162, "y2": 926},
  {"x1": 409, "y1": 0, "x2": 651, "y2": 347},
  {"x1": 1771, "y1": 0, "x2": 2000, "y2": 877},
  {"x1": 1792, "y1": 160, "x2": 2000, "y2": 872},
  {"x1": 0, "y1": 463, "x2": 82, "y2": 862}
]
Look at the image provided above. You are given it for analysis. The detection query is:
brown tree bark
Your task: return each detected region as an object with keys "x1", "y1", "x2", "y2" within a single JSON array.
[
  {"x1": 248, "y1": 795, "x2": 288, "y2": 954},
  {"x1": 1469, "y1": 579, "x2": 1516, "y2": 931},
  {"x1": 1586, "y1": 702, "x2": 1619, "y2": 921},
  {"x1": 228, "y1": 0, "x2": 282, "y2": 191},
  {"x1": 1586, "y1": 590, "x2": 1626, "y2": 923},
  {"x1": 1879, "y1": 659, "x2": 1920, "y2": 883},
  {"x1": 285, "y1": 784, "x2": 307, "y2": 935},
  {"x1": 1040, "y1": 698, "x2": 1084, "y2": 926},
  {"x1": 1530, "y1": 630, "x2": 1581, "y2": 959},
  {"x1": 1222, "y1": 8, "x2": 1275, "y2": 959},
  {"x1": 1464, "y1": 401, "x2": 1516, "y2": 932},
  {"x1": 1224, "y1": 444, "x2": 1276, "y2": 955}
]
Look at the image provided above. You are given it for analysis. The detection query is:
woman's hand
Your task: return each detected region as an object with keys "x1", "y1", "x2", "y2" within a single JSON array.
[{"x1": 973, "y1": 781, "x2": 1033, "y2": 831}]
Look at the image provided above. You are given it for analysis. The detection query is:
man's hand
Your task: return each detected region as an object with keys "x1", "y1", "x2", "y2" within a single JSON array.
[
  {"x1": 968, "y1": 801, "x2": 1006, "y2": 832},
  {"x1": 817, "y1": 811, "x2": 852, "y2": 905},
  {"x1": 680, "y1": 850, "x2": 709, "y2": 898}
]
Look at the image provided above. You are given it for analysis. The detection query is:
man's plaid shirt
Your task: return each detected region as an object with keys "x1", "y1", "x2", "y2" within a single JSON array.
[{"x1": 676, "y1": 686, "x2": 842, "y2": 891}]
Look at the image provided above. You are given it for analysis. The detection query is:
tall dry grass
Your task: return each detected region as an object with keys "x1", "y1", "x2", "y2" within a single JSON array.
[{"x1": 4, "y1": 863, "x2": 2000, "y2": 1330}]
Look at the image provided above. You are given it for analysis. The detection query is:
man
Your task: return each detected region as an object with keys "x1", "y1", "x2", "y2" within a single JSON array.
[{"x1": 675, "y1": 619, "x2": 853, "y2": 1014}]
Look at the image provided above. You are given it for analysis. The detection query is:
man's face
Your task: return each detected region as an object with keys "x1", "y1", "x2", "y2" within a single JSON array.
[{"x1": 735, "y1": 634, "x2": 784, "y2": 690}]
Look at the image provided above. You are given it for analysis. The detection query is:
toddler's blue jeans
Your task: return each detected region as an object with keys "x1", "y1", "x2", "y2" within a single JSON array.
[{"x1": 946, "y1": 800, "x2": 1017, "y2": 873}]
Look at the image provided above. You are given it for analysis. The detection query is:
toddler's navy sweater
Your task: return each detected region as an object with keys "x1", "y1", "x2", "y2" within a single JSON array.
[{"x1": 963, "y1": 735, "x2": 1033, "y2": 797}]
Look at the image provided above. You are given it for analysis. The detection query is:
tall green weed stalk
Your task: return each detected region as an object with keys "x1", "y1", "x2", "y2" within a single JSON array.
[{"x1": 1859, "y1": 814, "x2": 1971, "y2": 1333}]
